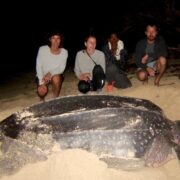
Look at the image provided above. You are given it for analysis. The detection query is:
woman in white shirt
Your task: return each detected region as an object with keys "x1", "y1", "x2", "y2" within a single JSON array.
[
  {"x1": 36, "y1": 30, "x2": 68, "y2": 101},
  {"x1": 74, "y1": 34, "x2": 105, "y2": 93}
]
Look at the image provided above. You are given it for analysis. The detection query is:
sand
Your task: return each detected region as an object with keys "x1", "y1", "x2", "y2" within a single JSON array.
[{"x1": 0, "y1": 60, "x2": 180, "y2": 180}]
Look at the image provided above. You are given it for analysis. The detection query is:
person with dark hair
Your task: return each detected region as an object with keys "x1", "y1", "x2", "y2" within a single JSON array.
[
  {"x1": 74, "y1": 34, "x2": 105, "y2": 94},
  {"x1": 102, "y1": 32, "x2": 131, "y2": 89},
  {"x1": 102, "y1": 32, "x2": 128, "y2": 71},
  {"x1": 135, "y1": 24, "x2": 168, "y2": 86},
  {"x1": 36, "y1": 30, "x2": 68, "y2": 101}
]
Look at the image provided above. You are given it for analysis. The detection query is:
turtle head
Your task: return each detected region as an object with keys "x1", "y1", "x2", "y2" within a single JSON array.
[
  {"x1": 171, "y1": 120, "x2": 180, "y2": 160},
  {"x1": 172, "y1": 121, "x2": 180, "y2": 145}
]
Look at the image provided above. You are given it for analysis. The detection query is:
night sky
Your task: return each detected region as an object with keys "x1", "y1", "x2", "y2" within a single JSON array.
[{"x1": 1, "y1": 0, "x2": 180, "y2": 80}]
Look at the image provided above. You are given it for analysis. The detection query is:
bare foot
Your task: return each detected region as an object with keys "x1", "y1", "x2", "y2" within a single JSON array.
[{"x1": 154, "y1": 76, "x2": 160, "y2": 86}]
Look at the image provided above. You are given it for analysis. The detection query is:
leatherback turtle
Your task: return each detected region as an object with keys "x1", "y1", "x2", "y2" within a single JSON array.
[{"x1": 0, "y1": 95, "x2": 180, "y2": 176}]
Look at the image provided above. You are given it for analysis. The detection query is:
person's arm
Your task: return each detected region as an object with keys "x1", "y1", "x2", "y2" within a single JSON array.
[
  {"x1": 59, "y1": 50, "x2": 68, "y2": 73},
  {"x1": 102, "y1": 45, "x2": 116, "y2": 65},
  {"x1": 120, "y1": 48, "x2": 128, "y2": 63},
  {"x1": 74, "y1": 52, "x2": 92, "y2": 81},
  {"x1": 99, "y1": 52, "x2": 106, "y2": 73},
  {"x1": 74, "y1": 52, "x2": 81, "y2": 78},
  {"x1": 74, "y1": 63, "x2": 91, "y2": 81},
  {"x1": 157, "y1": 36, "x2": 168, "y2": 58},
  {"x1": 134, "y1": 41, "x2": 147, "y2": 69},
  {"x1": 36, "y1": 47, "x2": 44, "y2": 85}
]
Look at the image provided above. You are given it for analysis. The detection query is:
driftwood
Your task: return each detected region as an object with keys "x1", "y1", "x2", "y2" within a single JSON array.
[{"x1": 168, "y1": 47, "x2": 180, "y2": 52}]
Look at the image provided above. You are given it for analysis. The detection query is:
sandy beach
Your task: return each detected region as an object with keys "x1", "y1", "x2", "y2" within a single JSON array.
[{"x1": 0, "y1": 59, "x2": 180, "y2": 180}]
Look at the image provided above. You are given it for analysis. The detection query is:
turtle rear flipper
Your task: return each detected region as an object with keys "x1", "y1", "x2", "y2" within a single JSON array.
[
  {"x1": 144, "y1": 135, "x2": 176, "y2": 167},
  {"x1": 100, "y1": 157, "x2": 145, "y2": 170}
]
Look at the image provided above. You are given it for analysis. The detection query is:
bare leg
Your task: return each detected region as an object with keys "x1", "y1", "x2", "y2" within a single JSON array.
[
  {"x1": 51, "y1": 74, "x2": 62, "y2": 98},
  {"x1": 37, "y1": 85, "x2": 48, "y2": 101},
  {"x1": 154, "y1": 56, "x2": 167, "y2": 86},
  {"x1": 136, "y1": 69, "x2": 148, "y2": 84}
]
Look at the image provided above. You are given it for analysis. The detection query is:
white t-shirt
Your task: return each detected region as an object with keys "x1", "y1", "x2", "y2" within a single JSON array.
[
  {"x1": 108, "y1": 40, "x2": 124, "y2": 60},
  {"x1": 36, "y1": 45, "x2": 68, "y2": 85}
]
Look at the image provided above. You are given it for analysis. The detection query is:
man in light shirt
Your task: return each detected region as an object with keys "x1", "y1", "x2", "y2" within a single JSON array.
[{"x1": 36, "y1": 30, "x2": 68, "y2": 101}]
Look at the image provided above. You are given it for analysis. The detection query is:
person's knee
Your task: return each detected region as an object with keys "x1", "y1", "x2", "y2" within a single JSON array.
[
  {"x1": 51, "y1": 74, "x2": 61, "y2": 85},
  {"x1": 137, "y1": 70, "x2": 148, "y2": 81},
  {"x1": 37, "y1": 85, "x2": 48, "y2": 97},
  {"x1": 158, "y1": 56, "x2": 167, "y2": 66}
]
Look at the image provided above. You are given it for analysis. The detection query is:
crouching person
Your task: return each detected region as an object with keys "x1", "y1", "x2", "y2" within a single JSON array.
[
  {"x1": 36, "y1": 30, "x2": 68, "y2": 101},
  {"x1": 74, "y1": 34, "x2": 105, "y2": 94}
]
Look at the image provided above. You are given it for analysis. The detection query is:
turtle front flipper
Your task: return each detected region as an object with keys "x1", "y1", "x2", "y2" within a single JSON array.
[
  {"x1": 144, "y1": 135, "x2": 175, "y2": 167},
  {"x1": 0, "y1": 136, "x2": 47, "y2": 176},
  {"x1": 173, "y1": 120, "x2": 180, "y2": 161}
]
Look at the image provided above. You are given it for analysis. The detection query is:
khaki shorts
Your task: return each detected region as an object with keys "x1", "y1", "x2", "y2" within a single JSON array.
[
  {"x1": 147, "y1": 61, "x2": 156, "y2": 70},
  {"x1": 137, "y1": 61, "x2": 157, "y2": 71}
]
